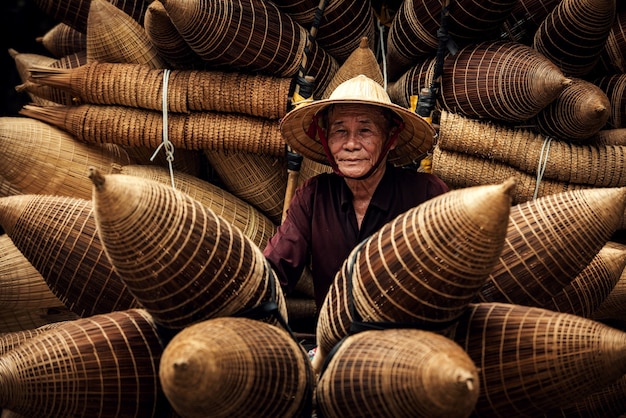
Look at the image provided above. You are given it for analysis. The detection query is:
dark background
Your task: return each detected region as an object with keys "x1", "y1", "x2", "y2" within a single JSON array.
[{"x1": 1, "y1": 0, "x2": 56, "y2": 117}]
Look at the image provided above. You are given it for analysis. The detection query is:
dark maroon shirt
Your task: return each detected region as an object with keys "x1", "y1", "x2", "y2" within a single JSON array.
[{"x1": 263, "y1": 165, "x2": 449, "y2": 310}]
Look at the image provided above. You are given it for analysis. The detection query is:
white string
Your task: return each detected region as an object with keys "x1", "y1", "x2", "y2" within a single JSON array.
[
  {"x1": 533, "y1": 136, "x2": 553, "y2": 200},
  {"x1": 150, "y1": 68, "x2": 176, "y2": 189},
  {"x1": 377, "y1": 18, "x2": 388, "y2": 90}
]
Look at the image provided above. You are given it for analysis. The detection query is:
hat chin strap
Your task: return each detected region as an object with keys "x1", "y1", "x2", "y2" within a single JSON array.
[{"x1": 308, "y1": 114, "x2": 404, "y2": 180}]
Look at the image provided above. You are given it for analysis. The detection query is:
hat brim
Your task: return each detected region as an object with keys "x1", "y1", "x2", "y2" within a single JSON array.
[{"x1": 279, "y1": 98, "x2": 435, "y2": 166}]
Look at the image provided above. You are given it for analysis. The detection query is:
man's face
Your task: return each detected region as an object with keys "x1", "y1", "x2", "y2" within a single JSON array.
[{"x1": 326, "y1": 104, "x2": 395, "y2": 179}]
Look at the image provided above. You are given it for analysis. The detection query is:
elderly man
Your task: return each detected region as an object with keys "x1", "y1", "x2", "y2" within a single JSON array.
[{"x1": 264, "y1": 74, "x2": 449, "y2": 311}]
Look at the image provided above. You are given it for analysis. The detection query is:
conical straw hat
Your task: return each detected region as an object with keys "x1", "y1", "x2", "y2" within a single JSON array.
[
  {"x1": 159, "y1": 317, "x2": 314, "y2": 418},
  {"x1": 453, "y1": 302, "x2": 626, "y2": 416},
  {"x1": 280, "y1": 74, "x2": 435, "y2": 166},
  {"x1": 316, "y1": 328, "x2": 479, "y2": 418},
  {"x1": 0, "y1": 309, "x2": 172, "y2": 417}
]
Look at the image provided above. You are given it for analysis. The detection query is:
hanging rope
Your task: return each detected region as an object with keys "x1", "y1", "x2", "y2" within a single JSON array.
[
  {"x1": 151, "y1": 68, "x2": 176, "y2": 189},
  {"x1": 533, "y1": 136, "x2": 553, "y2": 200}
]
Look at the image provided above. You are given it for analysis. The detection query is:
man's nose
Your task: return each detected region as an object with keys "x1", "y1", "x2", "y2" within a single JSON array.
[{"x1": 343, "y1": 132, "x2": 361, "y2": 149}]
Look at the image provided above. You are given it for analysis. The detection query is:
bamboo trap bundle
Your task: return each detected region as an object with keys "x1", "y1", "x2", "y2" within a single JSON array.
[
  {"x1": 204, "y1": 149, "x2": 287, "y2": 224},
  {"x1": 159, "y1": 0, "x2": 338, "y2": 97},
  {"x1": 86, "y1": 0, "x2": 165, "y2": 69},
  {"x1": 28, "y1": 61, "x2": 293, "y2": 119},
  {"x1": 159, "y1": 317, "x2": 313, "y2": 418},
  {"x1": 37, "y1": 22, "x2": 86, "y2": 58},
  {"x1": 543, "y1": 243, "x2": 626, "y2": 317},
  {"x1": 19, "y1": 103, "x2": 285, "y2": 156},
  {"x1": 533, "y1": 0, "x2": 616, "y2": 77},
  {"x1": 313, "y1": 180, "x2": 515, "y2": 372},
  {"x1": 121, "y1": 145, "x2": 204, "y2": 177},
  {"x1": 387, "y1": 41, "x2": 571, "y2": 122},
  {"x1": 316, "y1": 328, "x2": 479, "y2": 418},
  {"x1": 478, "y1": 186, "x2": 626, "y2": 308},
  {"x1": 452, "y1": 302, "x2": 626, "y2": 416},
  {"x1": 385, "y1": 0, "x2": 518, "y2": 80},
  {"x1": 0, "y1": 117, "x2": 134, "y2": 200},
  {"x1": 596, "y1": 9, "x2": 626, "y2": 74},
  {"x1": 437, "y1": 111, "x2": 626, "y2": 187},
  {"x1": 595, "y1": 73, "x2": 626, "y2": 129},
  {"x1": 0, "y1": 234, "x2": 66, "y2": 311},
  {"x1": 0, "y1": 309, "x2": 171, "y2": 418},
  {"x1": 0, "y1": 322, "x2": 66, "y2": 356},
  {"x1": 115, "y1": 164, "x2": 278, "y2": 248},
  {"x1": 272, "y1": 0, "x2": 375, "y2": 63},
  {"x1": 31, "y1": 0, "x2": 151, "y2": 34},
  {"x1": 544, "y1": 374, "x2": 626, "y2": 418},
  {"x1": 592, "y1": 266, "x2": 626, "y2": 322},
  {"x1": 89, "y1": 169, "x2": 287, "y2": 330},
  {"x1": 499, "y1": 0, "x2": 561, "y2": 43},
  {"x1": 0, "y1": 194, "x2": 141, "y2": 317},
  {"x1": 0, "y1": 306, "x2": 78, "y2": 334}
]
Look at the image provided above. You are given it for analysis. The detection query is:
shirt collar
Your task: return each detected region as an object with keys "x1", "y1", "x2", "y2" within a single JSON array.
[{"x1": 339, "y1": 165, "x2": 395, "y2": 212}]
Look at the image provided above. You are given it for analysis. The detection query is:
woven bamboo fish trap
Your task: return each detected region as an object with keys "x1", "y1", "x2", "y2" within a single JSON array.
[
  {"x1": 316, "y1": 328, "x2": 479, "y2": 418},
  {"x1": 530, "y1": 77, "x2": 611, "y2": 141},
  {"x1": 37, "y1": 22, "x2": 86, "y2": 58},
  {"x1": 86, "y1": 0, "x2": 165, "y2": 69},
  {"x1": 431, "y1": 146, "x2": 594, "y2": 204},
  {"x1": 272, "y1": 0, "x2": 375, "y2": 63},
  {"x1": 28, "y1": 61, "x2": 293, "y2": 119},
  {"x1": 19, "y1": 103, "x2": 286, "y2": 156},
  {"x1": 0, "y1": 234, "x2": 65, "y2": 311},
  {"x1": 89, "y1": 170, "x2": 287, "y2": 330},
  {"x1": 120, "y1": 146, "x2": 204, "y2": 177},
  {"x1": 160, "y1": 0, "x2": 338, "y2": 98},
  {"x1": 9, "y1": 49, "x2": 66, "y2": 107},
  {"x1": 0, "y1": 309, "x2": 171, "y2": 417},
  {"x1": 596, "y1": 9, "x2": 626, "y2": 74},
  {"x1": 543, "y1": 243, "x2": 626, "y2": 317},
  {"x1": 589, "y1": 128, "x2": 626, "y2": 146},
  {"x1": 0, "y1": 307, "x2": 78, "y2": 333},
  {"x1": 0, "y1": 322, "x2": 66, "y2": 356},
  {"x1": 0, "y1": 117, "x2": 134, "y2": 200},
  {"x1": 204, "y1": 149, "x2": 287, "y2": 224},
  {"x1": 387, "y1": 41, "x2": 571, "y2": 122},
  {"x1": 592, "y1": 266, "x2": 626, "y2": 321},
  {"x1": 437, "y1": 111, "x2": 626, "y2": 187},
  {"x1": 144, "y1": 0, "x2": 208, "y2": 70},
  {"x1": 32, "y1": 0, "x2": 150, "y2": 34},
  {"x1": 477, "y1": 186, "x2": 626, "y2": 308},
  {"x1": 545, "y1": 374, "x2": 626, "y2": 418},
  {"x1": 595, "y1": 73, "x2": 626, "y2": 129},
  {"x1": 313, "y1": 179, "x2": 515, "y2": 371},
  {"x1": 297, "y1": 157, "x2": 333, "y2": 187},
  {"x1": 385, "y1": 0, "x2": 518, "y2": 80},
  {"x1": 115, "y1": 164, "x2": 277, "y2": 248},
  {"x1": 321, "y1": 37, "x2": 384, "y2": 99},
  {"x1": 159, "y1": 317, "x2": 313, "y2": 418},
  {"x1": 0, "y1": 194, "x2": 141, "y2": 317},
  {"x1": 499, "y1": 0, "x2": 560, "y2": 43},
  {"x1": 533, "y1": 0, "x2": 616, "y2": 78},
  {"x1": 452, "y1": 302, "x2": 626, "y2": 417}
]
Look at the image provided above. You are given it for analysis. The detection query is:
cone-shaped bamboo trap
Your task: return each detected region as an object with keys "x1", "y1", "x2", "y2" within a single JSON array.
[
  {"x1": 0, "y1": 194, "x2": 141, "y2": 317},
  {"x1": 533, "y1": 0, "x2": 616, "y2": 77},
  {"x1": 31, "y1": 0, "x2": 150, "y2": 34},
  {"x1": 89, "y1": 169, "x2": 287, "y2": 330},
  {"x1": 477, "y1": 186, "x2": 626, "y2": 307},
  {"x1": 0, "y1": 306, "x2": 78, "y2": 333},
  {"x1": 530, "y1": 77, "x2": 611, "y2": 141},
  {"x1": 543, "y1": 243, "x2": 626, "y2": 317},
  {"x1": 387, "y1": 41, "x2": 571, "y2": 122},
  {"x1": 316, "y1": 328, "x2": 479, "y2": 418},
  {"x1": 595, "y1": 73, "x2": 626, "y2": 129},
  {"x1": 0, "y1": 321, "x2": 66, "y2": 356},
  {"x1": 0, "y1": 117, "x2": 134, "y2": 200},
  {"x1": 431, "y1": 146, "x2": 594, "y2": 204},
  {"x1": 114, "y1": 164, "x2": 277, "y2": 248},
  {"x1": 544, "y1": 373, "x2": 626, "y2": 417},
  {"x1": 385, "y1": 0, "x2": 518, "y2": 80},
  {"x1": 437, "y1": 111, "x2": 626, "y2": 187},
  {"x1": 0, "y1": 309, "x2": 171, "y2": 418},
  {"x1": 596, "y1": 9, "x2": 626, "y2": 73},
  {"x1": 0, "y1": 234, "x2": 66, "y2": 311},
  {"x1": 313, "y1": 179, "x2": 515, "y2": 371},
  {"x1": 452, "y1": 302, "x2": 626, "y2": 417},
  {"x1": 273, "y1": 0, "x2": 375, "y2": 63},
  {"x1": 121, "y1": 145, "x2": 204, "y2": 177},
  {"x1": 159, "y1": 0, "x2": 338, "y2": 97},
  {"x1": 37, "y1": 22, "x2": 86, "y2": 58},
  {"x1": 9, "y1": 48, "x2": 70, "y2": 107},
  {"x1": 28, "y1": 61, "x2": 293, "y2": 119},
  {"x1": 204, "y1": 149, "x2": 287, "y2": 224},
  {"x1": 297, "y1": 157, "x2": 333, "y2": 187},
  {"x1": 86, "y1": 0, "x2": 165, "y2": 69},
  {"x1": 19, "y1": 103, "x2": 285, "y2": 156},
  {"x1": 499, "y1": 0, "x2": 561, "y2": 43},
  {"x1": 159, "y1": 316, "x2": 313, "y2": 418},
  {"x1": 144, "y1": 0, "x2": 208, "y2": 70},
  {"x1": 589, "y1": 128, "x2": 626, "y2": 146},
  {"x1": 592, "y1": 265, "x2": 626, "y2": 322}
]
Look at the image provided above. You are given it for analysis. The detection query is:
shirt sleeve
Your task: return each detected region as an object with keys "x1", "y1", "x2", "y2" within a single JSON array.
[{"x1": 263, "y1": 178, "x2": 315, "y2": 295}]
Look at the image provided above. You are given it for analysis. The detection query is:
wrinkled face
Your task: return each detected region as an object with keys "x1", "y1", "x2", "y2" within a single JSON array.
[{"x1": 325, "y1": 104, "x2": 395, "y2": 178}]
